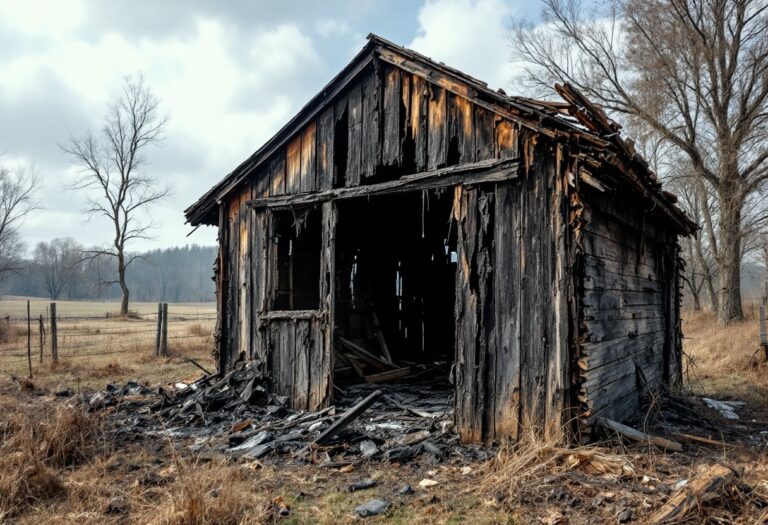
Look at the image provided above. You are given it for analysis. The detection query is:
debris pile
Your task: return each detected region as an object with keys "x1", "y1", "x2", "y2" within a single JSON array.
[{"x1": 87, "y1": 362, "x2": 485, "y2": 465}]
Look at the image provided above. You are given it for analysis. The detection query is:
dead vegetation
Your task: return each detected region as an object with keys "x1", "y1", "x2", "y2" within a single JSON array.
[
  {"x1": 147, "y1": 459, "x2": 271, "y2": 525},
  {"x1": 0, "y1": 403, "x2": 102, "y2": 520},
  {"x1": 684, "y1": 308, "x2": 768, "y2": 406},
  {"x1": 0, "y1": 309, "x2": 765, "y2": 523}
]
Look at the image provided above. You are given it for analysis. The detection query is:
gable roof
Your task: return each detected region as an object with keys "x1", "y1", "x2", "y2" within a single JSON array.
[{"x1": 185, "y1": 34, "x2": 696, "y2": 234}]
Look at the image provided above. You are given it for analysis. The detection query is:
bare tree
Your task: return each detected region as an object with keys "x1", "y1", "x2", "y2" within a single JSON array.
[
  {"x1": 33, "y1": 238, "x2": 83, "y2": 299},
  {"x1": 512, "y1": 0, "x2": 768, "y2": 324},
  {"x1": 62, "y1": 75, "x2": 170, "y2": 315},
  {"x1": 0, "y1": 164, "x2": 38, "y2": 278}
]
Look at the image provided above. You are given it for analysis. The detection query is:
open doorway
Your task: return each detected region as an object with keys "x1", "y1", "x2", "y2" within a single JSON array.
[{"x1": 333, "y1": 189, "x2": 458, "y2": 390}]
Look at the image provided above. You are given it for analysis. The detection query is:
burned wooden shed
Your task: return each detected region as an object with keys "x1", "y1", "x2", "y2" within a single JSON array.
[{"x1": 185, "y1": 35, "x2": 696, "y2": 443}]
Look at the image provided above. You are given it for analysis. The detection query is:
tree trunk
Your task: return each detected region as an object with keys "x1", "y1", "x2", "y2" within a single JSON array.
[
  {"x1": 118, "y1": 252, "x2": 129, "y2": 316},
  {"x1": 684, "y1": 239, "x2": 702, "y2": 311},
  {"x1": 692, "y1": 289, "x2": 701, "y2": 311},
  {"x1": 716, "y1": 184, "x2": 743, "y2": 324},
  {"x1": 693, "y1": 236, "x2": 718, "y2": 312}
]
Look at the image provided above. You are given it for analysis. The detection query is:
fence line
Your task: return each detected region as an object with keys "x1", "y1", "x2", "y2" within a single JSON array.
[{"x1": 0, "y1": 302, "x2": 216, "y2": 373}]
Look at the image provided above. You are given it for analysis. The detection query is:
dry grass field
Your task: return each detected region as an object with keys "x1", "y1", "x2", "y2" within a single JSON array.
[
  {"x1": 0, "y1": 298, "x2": 216, "y2": 389},
  {"x1": 0, "y1": 302, "x2": 766, "y2": 524},
  {"x1": 683, "y1": 307, "x2": 768, "y2": 408}
]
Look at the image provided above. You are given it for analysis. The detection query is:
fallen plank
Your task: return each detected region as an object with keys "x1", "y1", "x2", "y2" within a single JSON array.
[
  {"x1": 597, "y1": 417, "x2": 683, "y2": 452},
  {"x1": 364, "y1": 367, "x2": 411, "y2": 383},
  {"x1": 673, "y1": 432, "x2": 733, "y2": 448},
  {"x1": 298, "y1": 390, "x2": 383, "y2": 456},
  {"x1": 339, "y1": 337, "x2": 391, "y2": 370},
  {"x1": 345, "y1": 354, "x2": 368, "y2": 380},
  {"x1": 187, "y1": 358, "x2": 213, "y2": 376},
  {"x1": 648, "y1": 464, "x2": 737, "y2": 524},
  {"x1": 369, "y1": 305, "x2": 394, "y2": 366}
]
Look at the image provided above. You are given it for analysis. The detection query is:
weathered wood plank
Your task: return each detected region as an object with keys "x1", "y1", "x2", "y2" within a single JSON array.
[
  {"x1": 583, "y1": 288, "x2": 663, "y2": 310},
  {"x1": 313, "y1": 201, "x2": 336, "y2": 409},
  {"x1": 361, "y1": 71, "x2": 381, "y2": 178},
  {"x1": 216, "y1": 205, "x2": 228, "y2": 372},
  {"x1": 410, "y1": 75, "x2": 428, "y2": 171},
  {"x1": 346, "y1": 83, "x2": 363, "y2": 186},
  {"x1": 382, "y1": 65, "x2": 401, "y2": 166},
  {"x1": 293, "y1": 319, "x2": 311, "y2": 410},
  {"x1": 247, "y1": 158, "x2": 519, "y2": 209},
  {"x1": 585, "y1": 316, "x2": 665, "y2": 343},
  {"x1": 584, "y1": 264, "x2": 663, "y2": 292},
  {"x1": 474, "y1": 106, "x2": 496, "y2": 161},
  {"x1": 582, "y1": 229, "x2": 661, "y2": 268},
  {"x1": 238, "y1": 188, "x2": 250, "y2": 358},
  {"x1": 269, "y1": 150, "x2": 286, "y2": 197},
  {"x1": 597, "y1": 417, "x2": 683, "y2": 451},
  {"x1": 584, "y1": 303, "x2": 663, "y2": 321},
  {"x1": 286, "y1": 136, "x2": 302, "y2": 194},
  {"x1": 545, "y1": 145, "x2": 568, "y2": 439},
  {"x1": 300, "y1": 122, "x2": 317, "y2": 193},
  {"x1": 447, "y1": 93, "x2": 474, "y2": 165},
  {"x1": 251, "y1": 210, "x2": 268, "y2": 363},
  {"x1": 427, "y1": 84, "x2": 447, "y2": 170},
  {"x1": 454, "y1": 185, "x2": 482, "y2": 443},
  {"x1": 283, "y1": 319, "x2": 295, "y2": 404},
  {"x1": 493, "y1": 181, "x2": 521, "y2": 441},
  {"x1": 316, "y1": 106, "x2": 334, "y2": 191},
  {"x1": 227, "y1": 196, "x2": 240, "y2": 368},
  {"x1": 495, "y1": 119, "x2": 517, "y2": 159},
  {"x1": 252, "y1": 165, "x2": 270, "y2": 199},
  {"x1": 584, "y1": 253, "x2": 659, "y2": 282},
  {"x1": 518, "y1": 133, "x2": 550, "y2": 435}
]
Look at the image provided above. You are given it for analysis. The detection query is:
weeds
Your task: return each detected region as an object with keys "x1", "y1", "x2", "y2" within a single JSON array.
[
  {"x1": 0, "y1": 405, "x2": 102, "y2": 519},
  {"x1": 144, "y1": 458, "x2": 271, "y2": 525}
]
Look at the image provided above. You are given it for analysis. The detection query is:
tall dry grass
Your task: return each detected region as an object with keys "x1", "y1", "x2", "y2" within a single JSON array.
[
  {"x1": 0, "y1": 405, "x2": 102, "y2": 520},
  {"x1": 481, "y1": 421, "x2": 634, "y2": 506},
  {"x1": 682, "y1": 308, "x2": 768, "y2": 403},
  {"x1": 142, "y1": 459, "x2": 272, "y2": 525}
]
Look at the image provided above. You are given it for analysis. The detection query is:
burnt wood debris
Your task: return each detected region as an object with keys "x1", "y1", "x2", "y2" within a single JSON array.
[{"x1": 183, "y1": 34, "x2": 697, "y2": 445}]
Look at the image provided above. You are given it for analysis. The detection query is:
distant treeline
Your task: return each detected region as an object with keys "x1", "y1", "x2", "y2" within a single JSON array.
[{"x1": 0, "y1": 243, "x2": 216, "y2": 302}]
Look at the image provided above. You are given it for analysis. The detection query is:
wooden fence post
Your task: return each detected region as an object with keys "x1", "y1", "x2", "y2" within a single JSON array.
[
  {"x1": 160, "y1": 303, "x2": 169, "y2": 356},
  {"x1": 155, "y1": 302, "x2": 162, "y2": 356},
  {"x1": 26, "y1": 300, "x2": 32, "y2": 378},
  {"x1": 50, "y1": 302, "x2": 58, "y2": 363},
  {"x1": 38, "y1": 314, "x2": 44, "y2": 363}
]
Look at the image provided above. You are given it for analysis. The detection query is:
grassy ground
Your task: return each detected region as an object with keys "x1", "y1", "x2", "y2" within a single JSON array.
[
  {"x1": 0, "y1": 296, "x2": 215, "y2": 319},
  {"x1": 0, "y1": 299, "x2": 216, "y2": 389},
  {"x1": 683, "y1": 307, "x2": 768, "y2": 409},
  {"x1": 0, "y1": 303, "x2": 766, "y2": 524}
]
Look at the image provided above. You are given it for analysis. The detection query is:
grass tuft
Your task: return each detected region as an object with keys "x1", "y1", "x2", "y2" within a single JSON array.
[{"x1": 0, "y1": 405, "x2": 101, "y2": 519}]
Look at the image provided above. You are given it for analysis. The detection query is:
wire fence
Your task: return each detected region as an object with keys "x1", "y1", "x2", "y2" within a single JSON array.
[{"x1": 0, "y1": 302, "x2": 217, "y2": 370}]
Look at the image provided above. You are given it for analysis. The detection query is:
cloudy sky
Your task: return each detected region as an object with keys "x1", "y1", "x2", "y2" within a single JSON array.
[{"x1": 0, "y1": 0, "x2": 542, "y2": 252}]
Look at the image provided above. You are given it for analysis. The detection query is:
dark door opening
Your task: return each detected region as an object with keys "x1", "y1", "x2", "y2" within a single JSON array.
[{"x1": 333, "y1": 190, "x2": 458, "y2": 388}]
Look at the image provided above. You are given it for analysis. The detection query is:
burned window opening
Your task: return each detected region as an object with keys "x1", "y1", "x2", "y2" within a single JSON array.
[
  {"x1": 272, "y1": 207, "x2": 321, "y2": 311},
  {"x1": 333, "y1": 106, "x2": 349, "y2": 188},
  {"x1": 334, "y1": 190, "x2": 458, "y2": 387}
]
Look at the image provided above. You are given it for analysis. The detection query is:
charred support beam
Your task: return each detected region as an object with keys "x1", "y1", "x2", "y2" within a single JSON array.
[{"x1": 246, "y1": 158, "x2": 519, "y2": 210}]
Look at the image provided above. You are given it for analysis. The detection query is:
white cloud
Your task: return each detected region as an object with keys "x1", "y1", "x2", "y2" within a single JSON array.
[
  {"x1": 314, "y1": 18, "x2": 352, "y2": 38},
  {"x1": 410, "y1": 0, "x2": 517, "y2": 91},
  {"x1": 0, "y1": 15, "x2": 323, "y2": 250},
  {"x1": 0, "y1": 0, "x2": 86, "y2": 39}
]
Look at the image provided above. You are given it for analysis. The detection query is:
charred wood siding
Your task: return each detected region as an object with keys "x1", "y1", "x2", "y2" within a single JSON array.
[
  {"x1": 576, "y1": 187, "x2": 682, "y2": 434},
  {"x1": 240, "y1": 62, "x2": 516, "y2": 201},
  {"x1": 454, "y1": 133, "x2": 570, "y2": 443}
]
